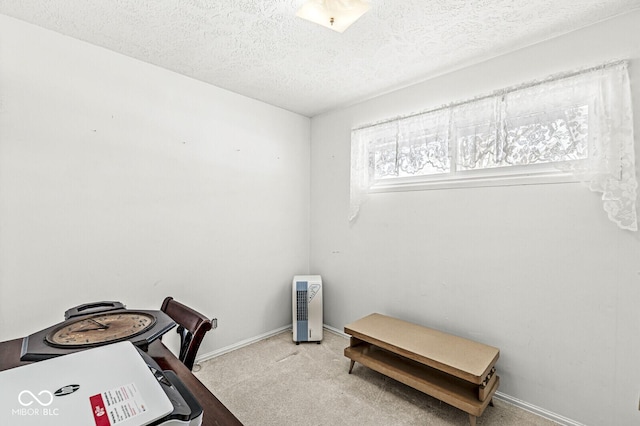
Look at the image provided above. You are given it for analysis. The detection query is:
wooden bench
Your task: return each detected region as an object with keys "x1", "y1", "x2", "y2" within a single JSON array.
[{"x1": 344, "y1": 313, "x2": 499, "y2": 426}]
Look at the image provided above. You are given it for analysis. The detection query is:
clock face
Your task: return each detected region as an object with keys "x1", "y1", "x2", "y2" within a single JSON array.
[{"x1": 45, "y1": 312, "x2": 156, "y2": 348}]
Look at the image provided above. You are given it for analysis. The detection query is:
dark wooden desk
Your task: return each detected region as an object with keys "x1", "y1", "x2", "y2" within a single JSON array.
[{"x1": 0, "y1": 338, "x2": 243, "y2": 426}]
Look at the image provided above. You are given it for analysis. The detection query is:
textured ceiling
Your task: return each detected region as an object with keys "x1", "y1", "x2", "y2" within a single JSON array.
[{"x1": 1, "y1": 1, "x2": 639, "y2": 117}]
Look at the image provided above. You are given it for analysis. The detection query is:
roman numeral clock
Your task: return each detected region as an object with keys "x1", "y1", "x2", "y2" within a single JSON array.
[{"x1": 20, "y1": 301, "x2": 176, "y2": 361}]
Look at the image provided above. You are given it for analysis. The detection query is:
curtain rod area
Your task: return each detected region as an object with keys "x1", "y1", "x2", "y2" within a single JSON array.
[{"x1": 352, "y1": 59, "x2": 627, "y2": 132}]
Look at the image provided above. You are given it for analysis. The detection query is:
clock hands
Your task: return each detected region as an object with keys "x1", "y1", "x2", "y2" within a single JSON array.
[
  {"x1": 88, "y1": 318, "x2": 109, "y2": 329},
  {"x1": 73, "y1": 318, "x2": 110, "y2": 332},
  {"x1": 74, "y1": 327, "x2": 107, "y2": 332}
]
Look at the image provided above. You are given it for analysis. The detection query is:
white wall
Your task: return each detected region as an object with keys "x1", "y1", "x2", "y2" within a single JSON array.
[
  {"x1": 3, "y1": 8, "x2": 640, "y2": 426},
  {"x1": 0, "y1": 15, "x2": 310, "y2": 355},
  {"x1": 310, "y1": 10, "x2": 640, "y2": 426}
]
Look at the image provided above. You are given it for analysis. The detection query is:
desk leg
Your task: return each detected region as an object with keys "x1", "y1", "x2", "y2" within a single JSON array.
[
  {"x1": 468, "y1": 414, "x2": 476, "y2": 426},
  {"x1": 348, "y1": 360, "x2": 355, "y2": 374}
]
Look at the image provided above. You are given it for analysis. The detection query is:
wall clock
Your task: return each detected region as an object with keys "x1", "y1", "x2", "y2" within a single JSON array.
[
  {"x1": 20, "y1": 301, "x2": 176, "y2": 361},
  {"x1": 45, "y1": 311, "x2": 156, "y2": 348}
]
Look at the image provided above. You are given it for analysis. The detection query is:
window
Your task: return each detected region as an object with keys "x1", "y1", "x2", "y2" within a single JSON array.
[{"x1": 350, "y1": 62, "x2": 637, "y2": 231}]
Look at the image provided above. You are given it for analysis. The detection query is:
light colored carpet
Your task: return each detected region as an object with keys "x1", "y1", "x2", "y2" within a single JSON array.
[{"x1": 194, "y1": 330, "x2": 558, "y2": 426}]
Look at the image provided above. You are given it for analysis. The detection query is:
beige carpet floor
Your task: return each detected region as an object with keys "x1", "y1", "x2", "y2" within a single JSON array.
[{"x1": 194, "y1": 330, "x2": 558, "y2": 426}]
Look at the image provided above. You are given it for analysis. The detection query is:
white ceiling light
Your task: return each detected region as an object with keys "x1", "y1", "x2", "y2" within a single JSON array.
[{"x1": 296, "y1": 0, "x2": 370, "y2": 33}]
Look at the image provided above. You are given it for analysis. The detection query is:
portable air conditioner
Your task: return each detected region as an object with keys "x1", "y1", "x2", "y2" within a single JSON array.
[{"x1": 292, "y1": 275, "x2": 323, "y2": 344}]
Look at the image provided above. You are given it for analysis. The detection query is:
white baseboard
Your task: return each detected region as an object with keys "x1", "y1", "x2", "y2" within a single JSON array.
[
  {"x1": 494, "y1": 392, "x2": 585, "y2": 426},
  {"x1": 195, "y1": 324, "x2": 583, "y2": 426},
  {"x1": 195, "y1": 324, "x2": 291, "y2": 363},
  {"x1": 323, "y1": 323, "x2": 349, "y2": 338}
]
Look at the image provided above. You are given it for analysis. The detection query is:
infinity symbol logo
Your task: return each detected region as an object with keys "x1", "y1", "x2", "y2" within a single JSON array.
[{"x1": 18, "y1": 390, "x2": 54, "y2": 407}]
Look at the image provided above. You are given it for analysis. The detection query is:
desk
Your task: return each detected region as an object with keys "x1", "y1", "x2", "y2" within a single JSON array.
[{"x1": 0, "y1": 338, "x2": 242, "y2": 426}]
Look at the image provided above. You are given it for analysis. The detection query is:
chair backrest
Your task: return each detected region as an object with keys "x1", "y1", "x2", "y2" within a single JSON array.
[{"x1": 160, "y1": 297, "x2": 213, "y2": 371}]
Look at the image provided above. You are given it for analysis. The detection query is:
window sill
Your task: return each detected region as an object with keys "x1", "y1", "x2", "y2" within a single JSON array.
[{"x1": 369, "y1": 171, "x2": 579, "y2": 193}]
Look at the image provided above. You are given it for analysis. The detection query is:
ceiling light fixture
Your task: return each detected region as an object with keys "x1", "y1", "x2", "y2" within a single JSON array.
[{"x1": 296, "y1": 0, "x2": 370, "y2": 33}]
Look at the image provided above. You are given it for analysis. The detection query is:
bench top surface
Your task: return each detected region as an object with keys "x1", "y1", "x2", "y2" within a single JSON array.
[{"x1": 344, "y1": 313, "x2": 499, "y2": 380}]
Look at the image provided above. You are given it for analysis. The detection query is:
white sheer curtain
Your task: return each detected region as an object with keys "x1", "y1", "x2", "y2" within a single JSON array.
[
  {"x1": 503, "y1": 63, "x2": 637, "y2": 230},
  {"x1": 349, "y1": 62, "x2": 637, "y2": 231},
  {"x1": 396, "y1": 110, "x2": 451, "y2": 177},
  {"x1": 450, "y1": 96, "x2": 501, "y2": 171},
  {"x1": 593, "y1": 65, "x2": 637, "y2": 231},
  {"x1": 349, "y1": 121, "x2": 396, "y2": 221},
  {"x1": 349, "y1": 109, "x2": 451, "y2": 221}
]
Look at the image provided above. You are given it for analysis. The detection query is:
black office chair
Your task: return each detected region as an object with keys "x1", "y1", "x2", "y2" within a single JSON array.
[{"x1": 160, "y1": 297, "x2": 213, "y2": 371}]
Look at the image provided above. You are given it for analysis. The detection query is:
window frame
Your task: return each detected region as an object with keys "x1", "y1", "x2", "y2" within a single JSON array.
[
  {"x1": 369, "y1": 164, "x2": 579, "y2": 192},
  {"x1": 349, "y1": 61, "x2": 637, "y2": 231},
  {"x1": 359, "y1": 91, "x2": 591, "y2": 192}
]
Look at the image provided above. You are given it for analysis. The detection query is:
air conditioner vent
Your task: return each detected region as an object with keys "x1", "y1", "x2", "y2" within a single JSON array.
[
  {"x1": 296, "y1": 290, "x2": 308, "y2": 321},
  {"x1": 292, "y1": 276, "x2": 323, "y2": 343}
]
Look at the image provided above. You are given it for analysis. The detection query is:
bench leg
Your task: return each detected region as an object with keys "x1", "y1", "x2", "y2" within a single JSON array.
[
  {"x1": 468, "y1": 414, "x2": 477, "y2": 426},
  {"x1": 348, "y1": 360, "x2": 355, "y2": 374},
  {"x1": 489, "y1": 398, "x2": 495, "y2": 407}
]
